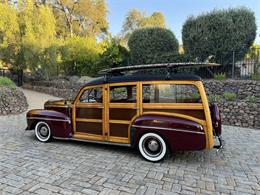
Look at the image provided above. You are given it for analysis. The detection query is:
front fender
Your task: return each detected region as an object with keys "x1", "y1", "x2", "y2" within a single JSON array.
[
  {"x1": 26, "y1": 109, "x2": 72, "y2": 138},
  {"x1": 130, "y1": 114, "x2": 206, "y2": 151}
]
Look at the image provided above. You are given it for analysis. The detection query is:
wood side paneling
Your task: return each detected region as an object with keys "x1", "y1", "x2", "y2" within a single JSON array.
[
  {"x1": 76, "y1": 122, "x2": 102, "y2": 135},
  {"x1": 143, "y1": 109, "x2": 205, "y2": 120},
  {"x1": 109, "y1": 108, "x2": 137, "y2": 120},
  {"x1": 109, "y1": 123, "x2": 129, "y2": 137},
  {"x1": 76, "y1": 108, "x2": 102, "y2": 119}
]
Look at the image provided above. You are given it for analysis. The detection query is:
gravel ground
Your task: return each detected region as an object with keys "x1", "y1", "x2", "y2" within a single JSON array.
[{"x1": 0, "y1": 89, "x2": 259, "y2": 195}]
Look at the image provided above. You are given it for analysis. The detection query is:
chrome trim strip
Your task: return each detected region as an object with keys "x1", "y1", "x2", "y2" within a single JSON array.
[
  {"x1": 132, "y1": 125, "x2": 205, "y2": 135},
  {"x1": 45, "y1": 105, "x2": 69, "y2": 108},
  {"x1": 53, "y1": 136, "x2": 131, "y2": 147},
  {"x1": 27, "y1": 117, "x2": 70, "y2": 123}
]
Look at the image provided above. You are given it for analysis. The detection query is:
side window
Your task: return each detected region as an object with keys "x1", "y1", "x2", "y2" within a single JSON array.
[
  {"x1": 110, "y1": 85, "x2": 137, "y2": 103},
  {"x1": 176, "y1": 85, "x2": 200, "y2": 103},
  {"x1": 143, "y1": 84, "x2": 200, "y2": 103},
  {"x1": 80, "y1": 87, "x2": 103, "y2": 103}
]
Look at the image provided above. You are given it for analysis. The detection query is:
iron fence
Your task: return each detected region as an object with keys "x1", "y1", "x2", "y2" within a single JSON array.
[{"x1": 177, "y1": 48, "x2": 260, "y2": 79}]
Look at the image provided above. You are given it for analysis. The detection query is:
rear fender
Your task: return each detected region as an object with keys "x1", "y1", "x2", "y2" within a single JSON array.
[
  {"x1": 130, "y1": 114, "x2": 206, "y2": 151},
  {"x1": 26, "y1": 109, "x2": 72, "y2": 138}
]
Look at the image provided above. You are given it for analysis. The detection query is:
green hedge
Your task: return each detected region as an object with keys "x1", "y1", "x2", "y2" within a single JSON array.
[
  {"x1": 128, "y1": 27, "x2": 179, "y2": 65},
  {"x1": 182, "y1": 7, "x2": 256, "y2": 64}
]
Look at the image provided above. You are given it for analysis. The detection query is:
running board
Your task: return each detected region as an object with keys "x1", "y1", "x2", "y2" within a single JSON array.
[{"x1": 53, "y1": 136, "x2": 131, "y2": 147}]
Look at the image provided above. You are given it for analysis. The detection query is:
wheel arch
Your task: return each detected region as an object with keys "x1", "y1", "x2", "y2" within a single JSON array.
[{"x1": 130, "y1": 125, "x2": 171, "y2": 151}]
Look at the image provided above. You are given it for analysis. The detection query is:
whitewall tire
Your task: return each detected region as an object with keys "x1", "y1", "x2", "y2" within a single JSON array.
[
  {"x1": 138, "y1": 133, "x2": 167, "y2": 162},
  {"x1": 35, "y1": 121, "x2": 51, "y2": 142}
]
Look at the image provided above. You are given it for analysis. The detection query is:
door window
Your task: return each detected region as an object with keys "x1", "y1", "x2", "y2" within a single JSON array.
[
  {"x1": 80, "y1": 87, "x2": 103, "y2": 103},
  {"x1": 109, "y1": 85, "x2": 137, "y2": 103}
]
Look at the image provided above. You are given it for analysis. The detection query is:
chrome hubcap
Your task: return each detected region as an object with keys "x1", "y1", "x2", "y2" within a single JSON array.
[
  {"x1": 39, "y1": 126, "x2": 48, "y2": 137},
  {"x1": 142, "y1": 136, "x2": 163, "y2": 157},
  {"x1": 148, "y1": 140, "x2": 159, "y2": 152}
]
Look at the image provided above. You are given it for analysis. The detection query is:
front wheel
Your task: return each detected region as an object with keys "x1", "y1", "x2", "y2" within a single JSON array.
[
  {"x1": 35, "y1": 121, "x2": 52, "y2": 142},
  {"x1": 138, "y1": 133, "x2": 167, "y2": 162}
]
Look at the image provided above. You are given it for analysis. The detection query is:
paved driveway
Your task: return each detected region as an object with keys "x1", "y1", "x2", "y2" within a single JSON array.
[{"x1": 0, "y1": 89, "x2": 259, "y2": 195}]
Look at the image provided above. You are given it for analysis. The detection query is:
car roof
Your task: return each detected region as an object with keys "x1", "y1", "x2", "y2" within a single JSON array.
[{"x1": 85, "y1": 74, "x2": 201, "y2": 87}]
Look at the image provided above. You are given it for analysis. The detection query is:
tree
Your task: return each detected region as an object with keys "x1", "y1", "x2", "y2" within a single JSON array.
[
  {"x1": 246, "y1": 43, "x2": 260, "y2": 60},
  {"x1": 0, "y1": 2, "x2": 20, "y2": 68},
  {"x1": 19, "y1": 0, "x2": 57, "y2": 79},
  {"x1": 182, "y1": 7, "x2": 257, "y2": 64},
  {"x1": 122, "y1": 9, "x2": 166, "y2": 44},
  {"x1": 128, "y1": 27, "x2": 179, "y2": 65},
  {"x1": 98, "y1": 36, "x2": 130, "y2": 69},
  {"x1": 40, "y1": 0, "x2": 108, "y2": 38},
  {"x1": 61, "y1": 36, "x2": 103, "y2": 76},
  {"x1": 0, "y1": 0, "x2": 57, "y2": 79}
]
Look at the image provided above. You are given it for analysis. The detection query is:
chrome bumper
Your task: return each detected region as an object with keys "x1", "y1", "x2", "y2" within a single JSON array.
[{"x1": 214, "y1": 135, "x2": 223, "y2": 151}]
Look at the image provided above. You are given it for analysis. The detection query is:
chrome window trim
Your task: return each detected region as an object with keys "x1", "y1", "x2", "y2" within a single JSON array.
[
  {"x1": 27, "y1": 117, "x2": 71, "y2": 123},
  {"x1": 132, "y1": 125, "x2": 205, "y2": 135}
]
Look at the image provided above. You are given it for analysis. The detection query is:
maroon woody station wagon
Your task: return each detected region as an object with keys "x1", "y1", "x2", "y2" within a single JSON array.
[{"x1": 26, "y1": 63, "x2": 222, "y2": 162}]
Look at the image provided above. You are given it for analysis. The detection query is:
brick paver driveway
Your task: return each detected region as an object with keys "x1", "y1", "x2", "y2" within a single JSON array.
[{"x1": 0, "y1": 89, "x2": 259, "y2": 195}]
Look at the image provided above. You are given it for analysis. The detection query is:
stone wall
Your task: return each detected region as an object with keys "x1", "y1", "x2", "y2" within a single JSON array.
[
  {"x1": 203, "y1": 80, "x2": 260, "y2": 129},
  {"x1": 23, "y1": 79, "x2": 260, "y2": 129},
  {"x1": 203, "y1": 80, "x2": 260, "y2": 99},
  {"x1": 0, "y1": 87, "x2": 28, "y2": 115},
  {"x1": 23, "y1": 80, "x2": 84, "y2": 99}
]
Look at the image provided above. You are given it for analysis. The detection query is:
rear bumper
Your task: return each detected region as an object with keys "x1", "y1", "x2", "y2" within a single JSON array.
[{"x1": 214, "y1": 135, "x2": 223, "y2": 150}]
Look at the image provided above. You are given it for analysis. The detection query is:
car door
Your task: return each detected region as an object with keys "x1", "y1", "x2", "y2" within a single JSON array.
[
  {"x1": 107, "y1": 82, "x2": 141, "y2": 143},
  {"x1": 73, "y1": 85, "x2": 106, "y2": 141}
]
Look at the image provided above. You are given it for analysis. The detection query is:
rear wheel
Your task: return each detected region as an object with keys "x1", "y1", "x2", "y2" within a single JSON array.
[
  {"x1": 35, "y1": 121, "x2": 51, "y2": 142},
  {"x1": 138, "y1": 133, "x2": 167, "y2": 162}
]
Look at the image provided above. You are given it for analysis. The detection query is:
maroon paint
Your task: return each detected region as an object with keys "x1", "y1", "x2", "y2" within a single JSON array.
[
  {"x1": 26, "y1": 109, "x2": 72, "y2": 138},
  {"x1": 44, "y1": 100, "x2": 72, "y2": 116},
  {"x1": 132, "y1": 114, "x2": 206, "y2": 151},
  {"x1": 209, "y1": 103, "x2": 222, "y2": 136}
]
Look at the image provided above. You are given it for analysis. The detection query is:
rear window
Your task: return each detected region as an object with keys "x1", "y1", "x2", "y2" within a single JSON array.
[{"x1": 142, "y1": 84, "x2": 200, "y2": 103}]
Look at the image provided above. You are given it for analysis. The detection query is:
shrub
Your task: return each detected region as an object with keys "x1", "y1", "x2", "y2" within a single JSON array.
[
  {"x1": 128, "y1": 27, "x2": 179, "y2": 65},
  {"x1": 0, "y1": 77, "x2": 15, "y2": 88},
  {"x1": 214, "y1": 73, "x2": 226, "y2": 80},
  {"x1": 246, "y1": 96, "x2": 260, "y2": 103},
  {"x1": 251, "y1": 73, "x2": 260, "y2": 80},
  {"x1": 182, "y1": 7, "x2": 256, "y2": 64},
  {"x1": 191, "y1": 92, "x2": 200, "y2": 99},
  {"x1": 208, "y1": 95, "x2": 221, "y2": 102},
  {"x1": 223, "y1": 91, "x2": 236, "y2": 101}
]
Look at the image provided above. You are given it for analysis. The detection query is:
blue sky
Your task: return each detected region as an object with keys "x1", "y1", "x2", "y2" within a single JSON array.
[{"x1": 107, "y1": 0, "x2": 260, "y2": 44}]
